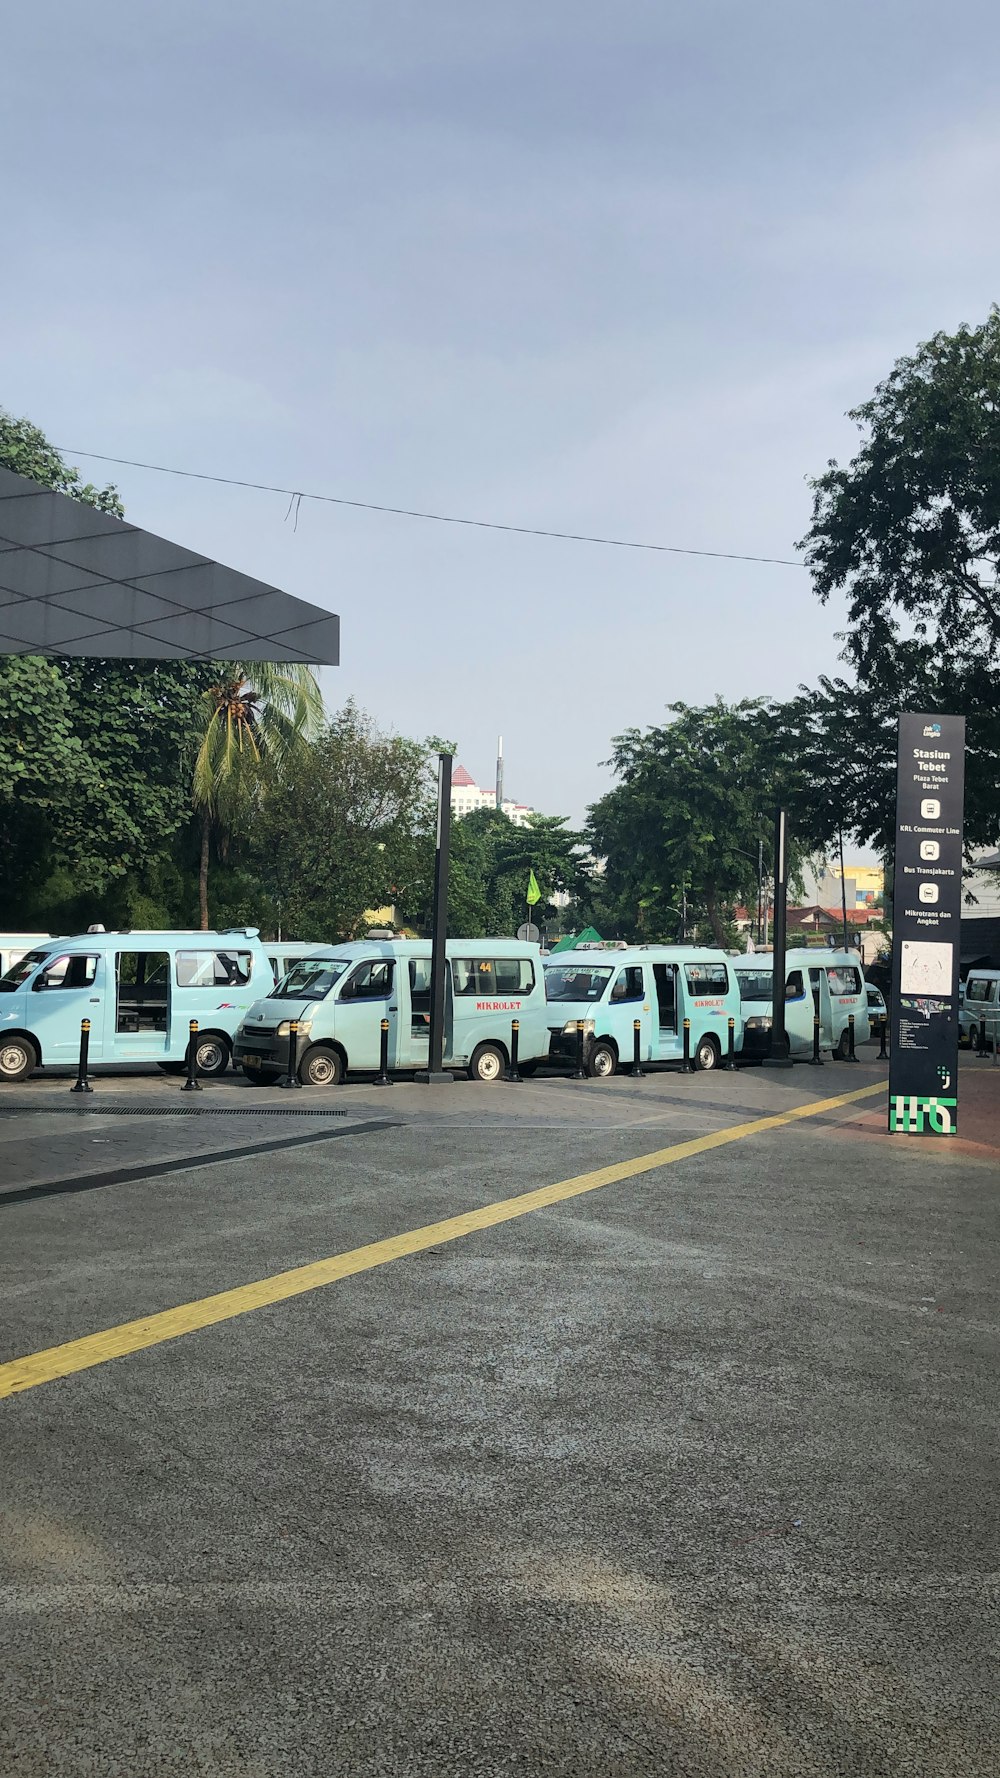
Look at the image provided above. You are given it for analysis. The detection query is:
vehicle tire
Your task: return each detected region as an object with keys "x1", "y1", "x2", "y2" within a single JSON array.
[
  {"x1": 518, "y1": 1060, "x2": 538, "y2": 1077},
  {"x1": 836, "y1": 1028, "x2": 851, "y2": 1060},
  {"x1": 157, "y1": 1061, "x2": 187, "y2": 1075},
  {"x1": 587, "y1": 1040, "x2": 618, "y2": 1079},
  {"x1": 694, "y1": 1034, "x2": 720, "y2": 1072},
  {"x1": 195, "y1": 1034, "x2": 230, "y2": 1077},
  {"x1": 0, "y1": 1037, "x2": 36, "y2": 1082},
  {"x1": 469, "y1": 1041, "x2": 506, "y2": 1083},
  {"x1": 245, "y1": 1072, "x2": 278, "y2": 1088},
  {"x1": 298, "y1": 1044, "x2": 343, "y2": 1087}
]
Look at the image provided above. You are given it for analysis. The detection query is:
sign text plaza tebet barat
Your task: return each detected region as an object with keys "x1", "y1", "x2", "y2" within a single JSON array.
[{"x1": 888, "y1": 713, "x2": 965, "y2": 1135}]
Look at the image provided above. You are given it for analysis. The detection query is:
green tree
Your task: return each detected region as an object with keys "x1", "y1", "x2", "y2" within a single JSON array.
[
  {"x1": 192, "y1": 663, "x2": 324, "y2": 929},
  {"x1": 799, "y1": 311, "x2": 1000, "y2": 845},
  {"x1": 0, "y1": 408, "x2": 123, "y2": 514},
  {"x1": 587, "y1": 700, "x2": 807, "y2": 948},
  {"x1": 249, "y1": 702, "x2": 431, "y2": 940}
]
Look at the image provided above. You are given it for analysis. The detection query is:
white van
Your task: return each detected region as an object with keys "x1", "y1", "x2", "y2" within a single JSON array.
[
  {"x1": 0, "y1": 929, "x2": 272, "y2": 1081},
  {"x1": 234, "y1": 938, "x2": 550, "y2": 1085},
  {"x1": 734, "y1": 949, "x2": 870, "y2": 1059},
  {"x1": 961, "y1": 970, "x2": 1000, "y2": 1049}
]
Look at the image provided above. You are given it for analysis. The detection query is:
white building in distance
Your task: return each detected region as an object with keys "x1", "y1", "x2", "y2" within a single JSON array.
[{"x1": 450, "y1": 765, "x2": 534, "y2": 827}]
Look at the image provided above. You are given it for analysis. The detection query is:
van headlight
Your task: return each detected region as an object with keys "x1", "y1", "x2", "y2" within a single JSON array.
[
  {"x1": 746, "y1": 1015, "x2": 772, "y2": 1030},
  {"x1": 563, "y1": 1018, "x2": 595, "y2": 1035},
  {"x1": 276, "y1": 1018, "x2": 313, "y2": 1038}
]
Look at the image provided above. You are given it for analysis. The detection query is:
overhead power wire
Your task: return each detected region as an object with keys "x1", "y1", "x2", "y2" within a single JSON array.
[{"x1": 58, "y1": 446, "x2": 807, "y2": 569}]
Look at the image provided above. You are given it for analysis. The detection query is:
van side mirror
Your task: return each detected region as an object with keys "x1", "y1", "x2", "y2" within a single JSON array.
[{"x1": 339, "y1": 980, "x2": 354, "y2": 1000}]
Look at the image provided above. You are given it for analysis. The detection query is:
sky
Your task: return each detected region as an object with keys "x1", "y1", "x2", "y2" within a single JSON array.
[{"x1": 3, "y1": 1, "x2": 1000, "y2": 827}]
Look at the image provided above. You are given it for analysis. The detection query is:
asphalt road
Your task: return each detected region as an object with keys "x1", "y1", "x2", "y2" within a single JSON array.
[{"x1": 1, "y1": 1057, "x2": 998, "y2": 1776}]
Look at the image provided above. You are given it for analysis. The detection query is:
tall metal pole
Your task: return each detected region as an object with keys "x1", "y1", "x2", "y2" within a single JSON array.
[
  {"x1": 417, "y1": 751, "x2": 454, "y2": 1083},
  {"x1": 837, "y1": 829, "x2": 850, "y2": 953},
  {"x1": 764, "y1": 807, "x2": 792, "y2": 1065},
  {"x1": 495, "y1": 734, "x2": 504, "y2": 811},
  {"x1": 757, "y1": 838, "x2": 764, "y2": 944}
]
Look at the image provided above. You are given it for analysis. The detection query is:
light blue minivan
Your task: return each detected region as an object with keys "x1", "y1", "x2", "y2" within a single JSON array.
[
  {"x1": 0, "y1": 929, "x2": 273, "y2": 1081},
  {"x1": 543, "y1": 945, "x2": 742, "y2": 1075},
  {"x1": 234, "y1": 938, "x2": 550, "y2": 1084}
]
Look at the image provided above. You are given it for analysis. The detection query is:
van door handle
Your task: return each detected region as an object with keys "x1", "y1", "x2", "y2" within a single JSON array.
[
  {"x1": 388, "y1": 1004, "x2": 398, "y2": 1011},
  {"x1": 89, "y1": 997, "x2": 100, "y2": 1003}
]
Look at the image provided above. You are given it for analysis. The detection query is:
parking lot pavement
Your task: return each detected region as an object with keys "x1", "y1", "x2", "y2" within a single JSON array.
[{"x1": 1, "y1": 1060, "x2": 998, "y2": 1776}]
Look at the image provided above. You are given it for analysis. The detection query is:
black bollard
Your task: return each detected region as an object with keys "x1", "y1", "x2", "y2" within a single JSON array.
[
  {"x1": 505, "y1": 1018, "x2": 523, "y2": 1082},
  {"x1": 280, "y1": 1019, "x2": 303, "y2": 1088},
  {"x1": 182, "y1": 1019, "x2": 202, "y2": 1092},
  {"x1": 725, "y1": 1016, "x2": 737, "y2": 1070},
  {"x1": 977, "y1": 1017, "x2": 988, "y2": 1058},
  {"x1": 632, "y1": 1018, "x2": 646, "y2": 1079},
  {"x1": 810, "y1": 1011, "x2": 824, "y2": 1066},
  {"x1": 70, "y1": 1018, "x2": 94, "y2": 1094},
  {"x1": 846, "y1": 1013, "x2": 858, "y2": 1062},
  {"x1": 373, "y1": 1017, "x2": 393, "y2": 1086},
  {"x1": 682, "y1": 1018, "x2": 695, "y2": 1072},
  {"x1": 572, "y1": 1020, "x2": 588, "y2": 1080},
  {"x1": 878, "y1": 1014, "x2": 888, "y2": 1060}
]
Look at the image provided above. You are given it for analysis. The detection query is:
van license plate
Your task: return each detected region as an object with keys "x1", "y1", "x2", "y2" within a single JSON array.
[{"x1": 243, "y1": 1055, "x2": 260, "y2": 1070}]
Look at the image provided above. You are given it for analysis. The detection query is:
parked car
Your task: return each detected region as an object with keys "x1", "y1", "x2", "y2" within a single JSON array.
[{"x1": 866, "y1": 984, "x2": 888, "y2": 1028}]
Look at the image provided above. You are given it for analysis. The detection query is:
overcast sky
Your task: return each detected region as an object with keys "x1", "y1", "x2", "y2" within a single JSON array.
[{"x1": 3, "y1": 1, "x2": 999, "y2": 824}]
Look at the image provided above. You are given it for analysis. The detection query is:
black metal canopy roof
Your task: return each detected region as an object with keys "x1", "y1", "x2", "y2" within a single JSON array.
[{"x1": 0, "y1": 465, "x2": 340, "y2": 663}]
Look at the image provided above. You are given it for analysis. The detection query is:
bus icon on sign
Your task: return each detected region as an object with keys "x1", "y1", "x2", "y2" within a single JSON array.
[
  {"x1": 918, "y1": 883, "x2": 939, "y2": 904},
  {"x1": 920, "y1": 840, "x2": 940, "y2": 861},
  {"x1": 920, "y1": 799, "x2": 941, "y2": 820}
]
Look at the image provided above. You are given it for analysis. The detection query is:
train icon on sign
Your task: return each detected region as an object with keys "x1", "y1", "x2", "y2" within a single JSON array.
[{"x1": 920, "y1": 798, "x2": 941, "y2": 820}]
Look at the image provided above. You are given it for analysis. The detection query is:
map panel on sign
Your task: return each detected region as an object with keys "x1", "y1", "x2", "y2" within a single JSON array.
[{"x1": 900, "y1": 939, "x2": 952, "y2": 996}]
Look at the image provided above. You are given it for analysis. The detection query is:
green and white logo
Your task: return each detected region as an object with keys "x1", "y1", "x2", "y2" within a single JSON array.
[{"x1": 889, "y1": 1095, "x2": 957, "y2": 1135}]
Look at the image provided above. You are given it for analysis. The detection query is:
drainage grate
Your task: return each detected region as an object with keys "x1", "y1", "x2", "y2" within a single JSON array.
[{"x1": 0, "y1": 1103, "x2": 350, "y2": 1118}]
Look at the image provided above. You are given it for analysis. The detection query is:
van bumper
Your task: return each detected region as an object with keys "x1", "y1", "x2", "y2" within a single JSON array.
[{"x1": 234, "y1": 1033, "x2": 288, "y2": 1077}]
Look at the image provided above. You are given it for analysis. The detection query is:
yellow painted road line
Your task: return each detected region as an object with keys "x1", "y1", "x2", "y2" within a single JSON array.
[{"x1": 0, "y1": 1080, "x2": 883, "y2": 1401}]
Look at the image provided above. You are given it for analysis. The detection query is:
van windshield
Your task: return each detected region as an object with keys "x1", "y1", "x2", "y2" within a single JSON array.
[
  {"x1": 0, "y1": 951, "x2": 49, "y2": 992},
  {"x1": 270, "y1": 959, "x2": 351, "y2": 1002},
  {"x1": 737, "y1": 971, "x2": 773, "y2": 1001},
  {"x1": 544, "y1": 965, "x2": 614, "y2": 1003}
]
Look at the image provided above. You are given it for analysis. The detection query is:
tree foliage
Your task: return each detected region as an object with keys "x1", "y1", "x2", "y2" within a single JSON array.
[
  {"x1": 0, "y1": 409, "x2": 123, "y2": 514},
  {"x1": 588, "y1": 700, "x2": 816, "y2": 947},
  {"x1": 800, "y1": 311, "x2": 1000, "y2": 847}
]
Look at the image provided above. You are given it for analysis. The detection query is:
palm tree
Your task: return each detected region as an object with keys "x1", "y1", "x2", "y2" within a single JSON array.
[{"x1": 192, "y1": 661, "x2": 323, "y2": 930}]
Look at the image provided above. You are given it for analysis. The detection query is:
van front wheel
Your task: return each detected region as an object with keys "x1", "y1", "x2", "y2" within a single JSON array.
[
  {"x1": 694, "y1": 1034, "x2": 720, "y2": 1072},
  {"x1": 469, "y1": 1042, "x2": 505, "y2": 1083},
  {"x1": 587, "y1": 1040, "x2": 618, "y2": 1078},
  {"x1": 298, "y1": 1044, "x2": 343, "y2": 1087},
  {"x1": 836, "y1": 1028, "x2": 851, "y2": 1060},
  {"x1": 0, "y1": 1037, "x2": 36, "y2": 1082}
]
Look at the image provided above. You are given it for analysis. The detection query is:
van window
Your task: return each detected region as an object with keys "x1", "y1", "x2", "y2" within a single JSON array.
[
  {"x1": 737, "y1": 970, "x2": 772, "y2": 1001},
  {"x1": 785, "y1": 970, "x2": 805, "y2": 1001},
  {"x1": 271, "y1": 959, "x2": 350, "y2": 1002},
  {"x1": 827, "y1": 965, "x2": 863, "y2": 996},
  {"x1": 35, "y1": 954, "x2": 99, "y2": 990},
  {"x1": 0, "y1": 951, "x2": 49, "y2": 992},
  {"x1": 454, "y1": 958, "x2": 536, "y2": 996},
  {"x1": 611, "y1": 966, "x2": 645, "y2": 1003},
  {"x1": 684, "y1": 962, "x2": 729, "y2": 995},
  {"x1": 965, "y1": 976, "x2": 997, "y2": 1003},
  {"x1": 342, "y1": 960, "x2": 394, "y2": 1000},
  {"x1": 116, "y1": 951, "x2": 170, "y2": 1033},
  {"x1": 175, "y1": 950, "x2": 252, "y2": 989},
  {"x1": 543, "y1": 965, "x2": 613, "y2": 1002}
]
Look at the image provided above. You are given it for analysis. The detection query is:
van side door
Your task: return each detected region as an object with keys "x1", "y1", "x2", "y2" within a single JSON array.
[
  {"x1": 108, "y1": 949, "x2": 171, "y2": 1059},
  {"x1": 334, "y1": 958, "x2": 396, "y2": 1072},
  {"x1": 28, "y1": 951, "x2": 105, "y2": 1062}
]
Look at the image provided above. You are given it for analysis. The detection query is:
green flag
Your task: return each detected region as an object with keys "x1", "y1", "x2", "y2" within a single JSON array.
[{"x1": 526, "y1": 869, "x2": 542, "y2": 906}]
